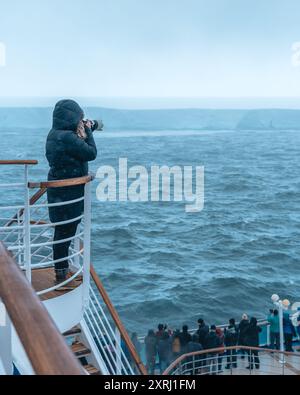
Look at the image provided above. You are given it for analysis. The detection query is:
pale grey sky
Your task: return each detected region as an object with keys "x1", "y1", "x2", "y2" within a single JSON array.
[{"x1": 1, "y1": 0, "x2": 300, "y2": 99}]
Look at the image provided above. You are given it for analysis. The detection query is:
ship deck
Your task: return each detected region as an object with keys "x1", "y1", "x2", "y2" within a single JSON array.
[
  {"x1": 220, "y1": 351, "x2": 300, "y2": 375},
  {"x1": 31, "y1": 268, "x2": 82, "y2": 301}
]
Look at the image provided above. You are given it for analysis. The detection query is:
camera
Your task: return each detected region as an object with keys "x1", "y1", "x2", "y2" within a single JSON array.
[{"x1": 83, "y1": 119, "x2": 104, "y2": 132}]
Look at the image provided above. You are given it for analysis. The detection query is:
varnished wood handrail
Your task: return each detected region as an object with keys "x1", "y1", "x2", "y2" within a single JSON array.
[
  {"x1": 0, "y1": 160, "x2": 38, "y2": 165},
  {"x1": 0, "y1": 243, "x2": 84, "y2": 375},
  {"x1": 28, "y1": 175, "x2": 95, "y2": 189},
  {"x1": 90, "y1": 265, "x2": 148, "y2": 375},
  {"x1": 163, "y1": 345, "x2": 300, "y2": 375}
]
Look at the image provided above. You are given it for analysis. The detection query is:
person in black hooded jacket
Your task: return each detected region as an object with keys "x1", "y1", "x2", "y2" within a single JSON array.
[
  {"x1": 203, "y1": 325, "x2": 222, "y2": 375},
  {"x1": 238, "y1": 314, "x2": 249, "y2": 359},
  {"x1": 224, "y1": 318, "x2": 238, "y2": 370},
  {"x1": 46, "y1": 99, "x2": 97, "y2": 282},
  {"x1": 244, "y1": 317, "x2": 262, "y2": 370},
  {"x1": 178, "y1": 325, "x2": 192, "y2": 354},
  {"x1": 196, "y1": 318, "x2": 209, "y2": 347}
]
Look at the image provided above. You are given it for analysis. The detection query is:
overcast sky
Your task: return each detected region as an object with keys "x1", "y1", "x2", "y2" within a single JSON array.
[{"x1": 1, "y1": 0, "x2": 300, "y2": 99}]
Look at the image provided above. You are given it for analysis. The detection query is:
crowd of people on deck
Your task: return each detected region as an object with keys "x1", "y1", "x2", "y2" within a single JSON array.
[{"x1": 129, "y1": 309, "x2": 300, "y2": 374}]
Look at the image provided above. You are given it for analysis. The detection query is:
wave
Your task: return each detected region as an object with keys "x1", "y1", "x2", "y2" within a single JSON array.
[
  {"x1": 255, "y1": 252, "x2": 297, "y2": 264},
  {"x1": 3, "y1": 126, "x2": 300, "y2": 334}
]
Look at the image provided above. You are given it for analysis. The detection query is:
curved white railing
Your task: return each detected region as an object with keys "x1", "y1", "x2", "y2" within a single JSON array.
[
  {"x1": 0, "y1": 161, "x2": 146, "y2": 376},
  {"x1": 84, "y1": 285, "x2": 135, "y2": 375},
  {"x1": 163, "y1": 346, "x2": 300, "y2": 376},
  {"x1": 0, "y1": 161, "x2": 92, "y2": 301}
]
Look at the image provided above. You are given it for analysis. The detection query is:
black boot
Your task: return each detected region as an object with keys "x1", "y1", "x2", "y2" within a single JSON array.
[{"x1": 55, "y1": 268, "x2": 69, "y2": 283}]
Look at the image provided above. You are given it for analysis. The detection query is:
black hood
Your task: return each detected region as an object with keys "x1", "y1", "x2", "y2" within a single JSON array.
[{"x1": 52, "y1": 99, "x2": 84, "y2": 131}]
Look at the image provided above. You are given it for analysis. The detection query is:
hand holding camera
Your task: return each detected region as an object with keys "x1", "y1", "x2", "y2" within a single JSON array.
[{"x1": 83, "y1": 119, "x2": 104, "y2": 132}]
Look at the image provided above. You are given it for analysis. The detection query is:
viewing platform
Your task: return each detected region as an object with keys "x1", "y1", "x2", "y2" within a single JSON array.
[{"x1": 0, "y1": 160, "x2": 146, "y2": 376}]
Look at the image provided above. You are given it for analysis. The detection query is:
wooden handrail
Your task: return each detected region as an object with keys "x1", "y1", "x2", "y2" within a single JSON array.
[
  {"x1": 0, "y1": 243, "x2": 84, "y2": 375},
  {"x1": 90, "y1": 265, "x2": 148, "y2": 375},
  {"x1": 28, "y1": 175, "x2": 94, "y2": 189},
  {"x1": 0, "y1": 160, "x2": 38, "y2": 165},
  {"x1": 163, "y1": 345, "x2": 300, "y2": 375}
]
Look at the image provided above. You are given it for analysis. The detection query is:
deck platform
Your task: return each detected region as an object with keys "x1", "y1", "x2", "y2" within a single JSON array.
[
  {"x1": 31, "y1": 268, "x2": 82, "y2": 301},
  {"x1": 219, "y1": 351, "x2": 300, "y2": 375}
]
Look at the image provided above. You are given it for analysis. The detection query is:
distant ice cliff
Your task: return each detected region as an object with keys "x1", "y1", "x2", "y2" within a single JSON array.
[{"x1": 0, "y1": 107, "x2": 300, "y2": 131}]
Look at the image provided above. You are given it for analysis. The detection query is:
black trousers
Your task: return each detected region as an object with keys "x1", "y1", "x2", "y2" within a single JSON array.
[
  {"x1": 247, "y1": 350, "x2": 260, "y2": 368},
  {"x1": 226, "y1": 350, "x2": 237, "y2": 367},
  {"x1": 284, "y1": 334, "x2": 294, "y2": 352},
  {"x1": 270, "y1": 332, "x2": 280, "y2": 350},
  {"x1": 53, "y1": 221, "x2": 80, "y2": 271}
]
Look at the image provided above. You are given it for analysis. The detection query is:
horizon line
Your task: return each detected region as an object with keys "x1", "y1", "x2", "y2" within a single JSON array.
[{"x1": 1, "y1": 96, "x2": 300, "y2": 111}]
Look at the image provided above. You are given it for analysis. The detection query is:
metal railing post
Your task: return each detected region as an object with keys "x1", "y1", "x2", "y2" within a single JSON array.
[
  {"x1": 115, "y1": 327, "x2": 122, "y2": 375},
  {"x1": 74, "y1": 229, "x2": 80, "y2": 268},
  {"x1": 17, "y1": 211, "x2": 22, "y2": 266},
  {"x1": 249, "y1": 350, "x2": 253, "y2": 376},
  {"x1": 192, "y1": 355, "x2": 195, "y2": 375},
  {"x1": 83, "y1": 181, "x2": 92, "y2": 308},
  {"x1": 23, "y1": 165, "x2": 31, "y2": 282},
  {"x1": 278, "y1": 302, "x2": 286, "y2": 364},
  {"x1": 179, "y1": 361, "x2": 183, "y2": 375}
]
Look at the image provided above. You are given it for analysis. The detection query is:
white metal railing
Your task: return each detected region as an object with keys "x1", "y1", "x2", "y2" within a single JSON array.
[
  {"x1": 0, "y1": 161, "x2": 140, "y2": 376},
  {"x1": 83, "y1": 285, "x2": 135, "y2": 375},
  {"x1": 163, "y1": 346, "x2": 300, "y2": 376},
  {"x1": 0, "y1": 162, "x2": 92, "y2": 303}
]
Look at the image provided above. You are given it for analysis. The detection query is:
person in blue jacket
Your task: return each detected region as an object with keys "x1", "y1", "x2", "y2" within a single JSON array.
[
  {"x1": 297, "y1": 308, "x2": 300, "y2": 339},
  {"x1": 283, "y1": 312, "x2": 296, "y2": 352}
]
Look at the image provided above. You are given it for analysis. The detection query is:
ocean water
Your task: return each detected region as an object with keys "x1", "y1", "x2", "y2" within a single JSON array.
[{"x1": 1, "y1": 127, "x2": 300, "y2": 334}]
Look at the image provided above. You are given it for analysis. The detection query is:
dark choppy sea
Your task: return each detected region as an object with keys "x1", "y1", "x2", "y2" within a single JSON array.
[{"x1": 1, "y1": 128, "x2": 300, "y2": 334}]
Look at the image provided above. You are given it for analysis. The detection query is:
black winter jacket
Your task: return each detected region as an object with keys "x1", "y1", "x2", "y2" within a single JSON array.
[
  {"x1": 46, "y1": 100, "x2": 97, "y2": 223},
  {"x1": 203, "y1": 332, "x2": 222, "y2": 350},
  {"x1": 224, "y1": 324, "x2": 239, "y2": 347},
  {"x1": 196, "y1": 324, "x2": 209, "y2": 346},
  {"x1": 179, "y1": 331, "x2": 192, "y2": 350},
  {"x1": 244, "y1": 324, "x2": 262, "y2": 348},
  {"x1": 238, "y1": 319, "x2": 249, "y2": 345}
]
